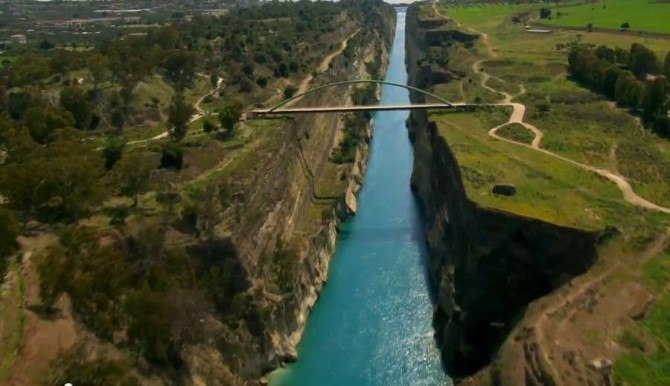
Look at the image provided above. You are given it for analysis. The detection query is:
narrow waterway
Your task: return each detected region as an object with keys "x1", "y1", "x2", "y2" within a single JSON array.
[{"x1": 271, "y1": 11, "x2": 448, "y2": 386}]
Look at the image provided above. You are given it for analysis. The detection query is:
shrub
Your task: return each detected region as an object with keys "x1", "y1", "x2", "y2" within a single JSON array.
[
  {"x1": 0, "y1": 208, "x2": 18, "y2": 277},
  {"x1": 102, "y1": 137, "x2": 125, "y2": 170},
  {"x1": 203, "y1": 120, "x2": 217, "y2": 134},
  {"x1": 239, "y1": 78, "x2": 254, "y2": 93},
  {"x1": 284, "y1": 85, "x2": 298, "y2": 99},
  {"x1": 536, "y1": 101, "x2": 551, "y2": 113},
  {"x1": 160, "y1": 142, "x2": 184, "y2": 169},
  {"x1": 256, "y1": 76, "x2": 268, "y2": 88},
  {"x1": 540, "y1": 8, "x2": 551, "y2": 19}
]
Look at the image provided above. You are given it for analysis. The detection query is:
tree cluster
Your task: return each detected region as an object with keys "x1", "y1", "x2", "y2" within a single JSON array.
[
  {"x1": 37, "y1": 223, "x2": 245, "y2": 368},
  {"x1": 568, "y1": 43, "x2": 670, "y2": 137}
]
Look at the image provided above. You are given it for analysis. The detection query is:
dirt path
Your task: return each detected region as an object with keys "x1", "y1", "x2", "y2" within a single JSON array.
[
  {"x1": 5, "y1": 237, "x2": 77, "y2": 386},
  {"x1": 283, "y1": 28, "x2": 361, "y2": 108},
  {"x1": 128, "y1": 28, "x2": 359, "y2": 145},
  {"x1": 127, "y1": 77, "x2": 224, "y2": 145},
  {"x1": 455, "y1": 13, "x2": 670, "y2": 214},
  {"x1": 531, "y1": 229, "x2": 670, "y2": 385}
]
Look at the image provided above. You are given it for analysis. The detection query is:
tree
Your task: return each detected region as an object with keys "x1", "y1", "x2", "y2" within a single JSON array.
[
  {"x1": 194, "y1": 183, "x2": 221, "y2": 242},
  {"x1": 36, "y1": 242, "x2": 70, "y2": 310},
  {"x1": 39, "y1": 40, "x2": 55, "y2": 51},
  {"x1": 160, "y1": 142, "x2": 184, "y2": 169},
  {"x1": 256, "y1": 76, "x2": 269, "y2": 88},
  {"x1": 217, "y1": 99, "x2": 244, "y2": 135},
  {"x1": 540, "y1": 8, "x2": 551, "y2": 19},
  {"x1": 50, "y1": 50, "x2": 74, "y2": 79},
  {"x1": 88, "y1": 53, "x2": 110, "y2": 89},
  {"x1": 163, "y1": 49, "x2": 198, "y2": 91},
  {"x1": 60, "y1": 86, "x2": 93, "y2": 130},
  {"x1": 641, "y1": 77, "x2": 668, "y2": 121},
  {"x1": 615, "y1": 71, "x2": 644, "y2": 108},
  {"x1": 203, "y1": 120, "x2": 217, "y2": 134},
  {"x1": 116, "y1": 152, "x2": 153, "y2": 207},
  {"x1": 242, "y1": 61, "x2": 254, "y2": 77},
  {"x1": 620, "y1": 22, "x2": 630, "y2": 30},
  {"x1": 665, "y1": 52, "x2": 670, "y2": 78},
  {"x1": 102, "y1": 137, "x2": 125, "y2": 170},
  {"x1": 587, "y1": 23, "x2": 593, "y2": 32},
  {"x1": 111, "y1": 108, "x2": 126, "y2": 132},
  {"x1": 124, "y1": 286, "x2": 179, "y2": 365},
  {"x1": 629, "y1": 43, "x2": 660, "y2": 80},
  {"x1": 602, "y1": 66, "x2": 622, "y2": 98},
  {"x1": 0, "y1": 208, "x2": 18, "y2": 277},
  {"x1": 0, "y1": 133, "x2": 103, "y2": 222},
  {"x1": 167, "y1": 93, "x2": 194, "y2": 142},
  {"x1": 239, "y1": 78, "x2": 254, "y2": 93},
  {"x1": 24, "y1": 107, "x2": 76, "y2": 144},
  {"x1": 283, "y1": 85, "x2": 298, "y2": 99}
]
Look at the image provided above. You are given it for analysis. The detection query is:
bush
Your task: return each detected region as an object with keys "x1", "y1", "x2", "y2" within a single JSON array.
[
  {"x1": 102, "y1": 137, "x2": 125, "y2": 170},
  {"x1": 621, "y1": 22, "x2": 630, "y2": 30},
  {"x1": 536, "y1": 101, "x2": 551, "y2": 113},
  {"x1": 283, "y1": 85, "x2": 298, "y2": 99},
  {"x1": 239, "y1": 78, "x2": 254, "y2": 93},
  {"x1": 256, "y1": 76, "x2": 268, "y2": 88},
  {"x1": 160, "y1": 142, "x2": 184, "y2": 169},
  {"x1": 0, "y1": 208, "x2": 18, "y2": 277},
  {"x1": 203, "y1": 120, "x2": 217, "y2": 134},
  {"x1": 218, "y1": 99, "x2": 244, "y2": 133},
  {"x1": 540, "y1": 8, "x2": 551, "y2": 19}
]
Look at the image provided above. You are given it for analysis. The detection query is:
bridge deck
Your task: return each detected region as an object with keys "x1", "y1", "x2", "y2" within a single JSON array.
[{"x1": 249, "y1": 103, "x2": 476, "y2": 116}]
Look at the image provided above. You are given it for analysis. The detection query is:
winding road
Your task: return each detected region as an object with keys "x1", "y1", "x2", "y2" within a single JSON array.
[{"x1": 433, "y1": 2, "x2": 670, "y2": 214}]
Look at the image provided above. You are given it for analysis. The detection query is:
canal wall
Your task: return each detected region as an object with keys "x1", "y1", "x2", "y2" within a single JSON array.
[
  {"x1": 204, "y1": 4, "x2": 399, "y2": 384},
  {"x1": 177, "y1": 5, "x2": 398, "y2": 385},
  {"x1": 272, "y1": 6, "x2": 398, "y2": 370},
  {"x1": 405, "y1": 4, "x2": 599, "y2": 382}
]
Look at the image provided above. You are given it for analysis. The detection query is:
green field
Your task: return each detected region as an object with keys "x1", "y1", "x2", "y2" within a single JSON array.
[
  {"x1": 433, "y1": 2, "x2": 670, "y2": 208},
  {"x1": 429, "y1": 109, "x2": 651, "y2": 230},
  {"x1": 543, "y1": 0, "x2": 670, "y2": 34}
]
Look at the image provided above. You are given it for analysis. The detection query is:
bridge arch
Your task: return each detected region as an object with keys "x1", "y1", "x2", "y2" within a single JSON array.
[{"x1": 266, "y1": 79, "x2": 453, "y2": 113}]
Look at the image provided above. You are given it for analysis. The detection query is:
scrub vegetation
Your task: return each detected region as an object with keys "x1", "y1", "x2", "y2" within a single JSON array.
[
  {"x1": 0, "y1": 0, "x2": 395, "y2": 384},
  {"x1": 614, "y1": 248, "x2": 670, "y2": 385}
]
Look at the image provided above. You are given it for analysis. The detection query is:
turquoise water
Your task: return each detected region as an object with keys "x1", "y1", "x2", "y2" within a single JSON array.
[{"x1": 271, "y1": 11, "x2": 448, "y2": 386}]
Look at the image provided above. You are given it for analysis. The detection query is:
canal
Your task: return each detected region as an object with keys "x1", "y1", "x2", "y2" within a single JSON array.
[{"x1": 271, "y1": 10, "x2": 448, "y2": 386}]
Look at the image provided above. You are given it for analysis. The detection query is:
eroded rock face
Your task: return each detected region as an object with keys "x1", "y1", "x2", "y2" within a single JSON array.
[
  {"x1": 405, "y1": 5, "x2": 599, "y2": 380},
  {"x1": 344, "y1": 189, "x2": 358, "y2": 216},
  {"x1": 408, "y1": 110, "x2": 599, "y2": 380},
  {"x1": 425, "y1": 29, "x2": 478, "y2": 48}
]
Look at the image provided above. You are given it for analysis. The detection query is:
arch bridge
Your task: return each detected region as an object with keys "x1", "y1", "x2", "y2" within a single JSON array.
[{"x1": 248, "y1": 80, "x2": 473, "y2": 117}]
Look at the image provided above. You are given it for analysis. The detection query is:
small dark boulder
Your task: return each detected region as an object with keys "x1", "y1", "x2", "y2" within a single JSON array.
[{"x1": 492, "y1": 184, "x2": 517, "y2": 196}]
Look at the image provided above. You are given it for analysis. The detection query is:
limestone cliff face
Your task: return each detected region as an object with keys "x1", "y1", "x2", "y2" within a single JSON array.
[
  {"x1": 190, "y1": 5, "x2": 397, "y2": 384},
  {"x1": 405, "y1": 5, "x2": 598, "y2": 381}
]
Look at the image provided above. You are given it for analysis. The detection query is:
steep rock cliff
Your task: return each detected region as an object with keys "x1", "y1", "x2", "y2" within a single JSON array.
[
  {"x1": 193, "y1": 4, "x2": 398, "y2": 384},
  {"x1": 405, "y1": 5, "x2": 599, "y2": 380}
]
